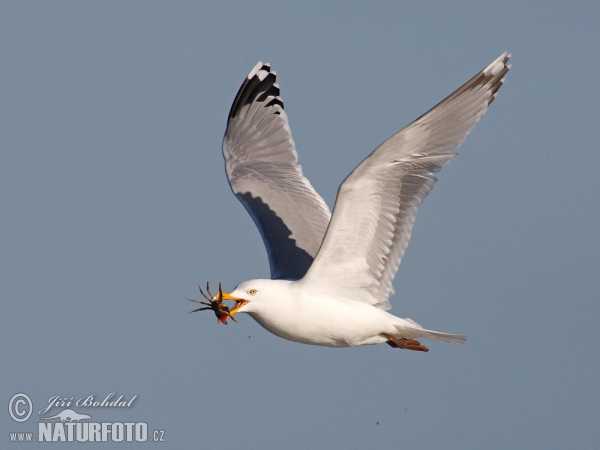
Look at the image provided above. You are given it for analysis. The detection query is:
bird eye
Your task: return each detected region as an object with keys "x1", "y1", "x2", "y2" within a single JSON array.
[{"x1": 248, "y1": 289, "x2": 257, "y2": 295}]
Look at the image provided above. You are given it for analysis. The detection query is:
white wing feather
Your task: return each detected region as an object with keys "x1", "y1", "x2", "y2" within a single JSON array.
[
  {"x1": 223, "y1": 62, "x2": 331, "y2": 280},
  {"x1": 301, "y1": 53, "x2": 511, "y2": 309}
]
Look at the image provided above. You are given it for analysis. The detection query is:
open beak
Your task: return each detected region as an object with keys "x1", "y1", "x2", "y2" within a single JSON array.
[{"x1": 218, "y1": 292, "x2": 249, "y2": 317}]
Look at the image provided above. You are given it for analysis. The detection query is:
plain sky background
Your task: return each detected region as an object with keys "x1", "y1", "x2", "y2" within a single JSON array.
[{"x1": 2, "y1": 2, "x2": 599, "y2": 449}]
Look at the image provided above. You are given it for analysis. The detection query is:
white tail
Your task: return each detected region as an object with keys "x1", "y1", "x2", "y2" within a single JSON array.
[
  {"x1": 395, "y1": 320, "x2": 467, "y2": 344},
  {"x1": 416, "y1": 329, "x2": 467, "y2": 344}
]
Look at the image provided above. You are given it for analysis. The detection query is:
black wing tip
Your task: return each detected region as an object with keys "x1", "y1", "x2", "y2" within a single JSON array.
[
  {"x1": 483, "y1": 52, "x2": 511, "y2": 76},
  {"x1": 403, "y1": 52, "x2": 511, "y2": 137},
  {"x1": 247, "y1": 61, "x2": 270, "y2": 79},
  {"x1": 483, "y1": 52, "x2": 511, "y2": 105},
  {"x1": 227, "y1": 61, "x2": 285, "y2": 121}
]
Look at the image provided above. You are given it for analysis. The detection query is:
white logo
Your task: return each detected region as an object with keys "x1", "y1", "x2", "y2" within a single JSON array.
[
  {"x1": 8, "y1": 393, "x2": 32, "y2": 423},
  {"x1": 8, "y1": 392, "x2": 166, "y2": 443},
  {"x1": 41, "y1": 409, "x2": 92, "y2": 422}
]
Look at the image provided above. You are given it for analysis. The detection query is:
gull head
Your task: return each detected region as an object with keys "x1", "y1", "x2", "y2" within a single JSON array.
[{"x1": 220, "y1": 279, "x2": 287, "y2": 318}]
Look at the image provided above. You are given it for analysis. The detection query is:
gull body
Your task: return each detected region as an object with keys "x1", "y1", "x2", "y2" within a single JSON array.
[
  {"x1": 208, "y1": 53, "x2": 511, "y2": 351},
  {"x1": 227, "y1": 279, "x2": 466, "y2": 348}
]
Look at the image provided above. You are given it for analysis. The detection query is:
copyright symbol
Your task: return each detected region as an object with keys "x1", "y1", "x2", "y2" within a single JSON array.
[{"x1": 8, "y1": 393, "x2": 32, "y2": 422}]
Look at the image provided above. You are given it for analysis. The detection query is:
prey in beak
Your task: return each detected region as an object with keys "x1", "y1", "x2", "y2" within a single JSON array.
[{"x1": 188, "y1": 282, "x2": 248, "y2": 325}]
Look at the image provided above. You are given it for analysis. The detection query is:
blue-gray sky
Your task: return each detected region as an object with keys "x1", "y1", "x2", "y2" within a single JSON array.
[{"x1": 2, "y1": 2, "x2": 599, "y2": 449}]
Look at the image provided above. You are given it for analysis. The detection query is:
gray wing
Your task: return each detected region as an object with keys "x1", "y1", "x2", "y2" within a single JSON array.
[
  {"x1": 223, "y1": 62, "x2": 331, "y2": 280},
  {"x1": 301, "y1": 53, "x2": 511, "y2": 309}
]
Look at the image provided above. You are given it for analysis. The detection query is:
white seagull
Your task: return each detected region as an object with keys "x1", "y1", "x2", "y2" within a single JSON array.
[{"x1": 202, "y1": 53, "x2": 510, "y2": 352}]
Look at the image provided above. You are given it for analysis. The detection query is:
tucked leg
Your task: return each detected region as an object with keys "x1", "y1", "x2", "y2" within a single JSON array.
[{"x1": 381, "y1": 333, "x2": 429, "y2": 352}]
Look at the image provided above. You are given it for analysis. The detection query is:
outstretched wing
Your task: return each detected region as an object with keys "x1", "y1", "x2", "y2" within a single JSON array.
[
  {"x1": 301, "y1": 53, "x2": 511, "y2": 309},
  {"x1": 223, "y1": 62, "x2": 332, "y2": 280}
]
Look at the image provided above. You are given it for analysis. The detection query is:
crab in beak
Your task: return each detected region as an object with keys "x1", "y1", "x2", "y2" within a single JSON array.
[{"x1": 188, "y1": 282, "x2": 248, "y2": 324}]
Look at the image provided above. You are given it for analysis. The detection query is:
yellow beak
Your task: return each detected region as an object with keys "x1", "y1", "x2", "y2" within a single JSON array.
[{"x1": 219, "y1": 292, "x2": 249, "y2": 316}]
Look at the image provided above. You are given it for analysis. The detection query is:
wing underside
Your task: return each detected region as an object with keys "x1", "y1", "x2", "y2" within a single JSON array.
[
  {"x1": 301, "y1": 53, "x2": 511, "y2": 309},
  {"x1": 223, "y1": 62, "x2": 332, "y2": 280}
]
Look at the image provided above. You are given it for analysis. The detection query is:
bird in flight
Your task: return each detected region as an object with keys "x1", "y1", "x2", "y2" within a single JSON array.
[{"x1": 196, "y1": 53, "x2": 510, "y2": 352}]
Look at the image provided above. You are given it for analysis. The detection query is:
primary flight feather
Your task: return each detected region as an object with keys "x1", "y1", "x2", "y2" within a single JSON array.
[{"x1": 203, "y1": 53, "x2": 510, "y2": 351}]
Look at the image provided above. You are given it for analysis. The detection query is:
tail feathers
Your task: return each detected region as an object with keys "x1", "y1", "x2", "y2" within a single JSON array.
[
  {"x1": 417, "y1": 329, "x2": 467, "y2": 344},
  {"x1": 395, "y1": 320, "x2": 467, "y2": 344}
]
